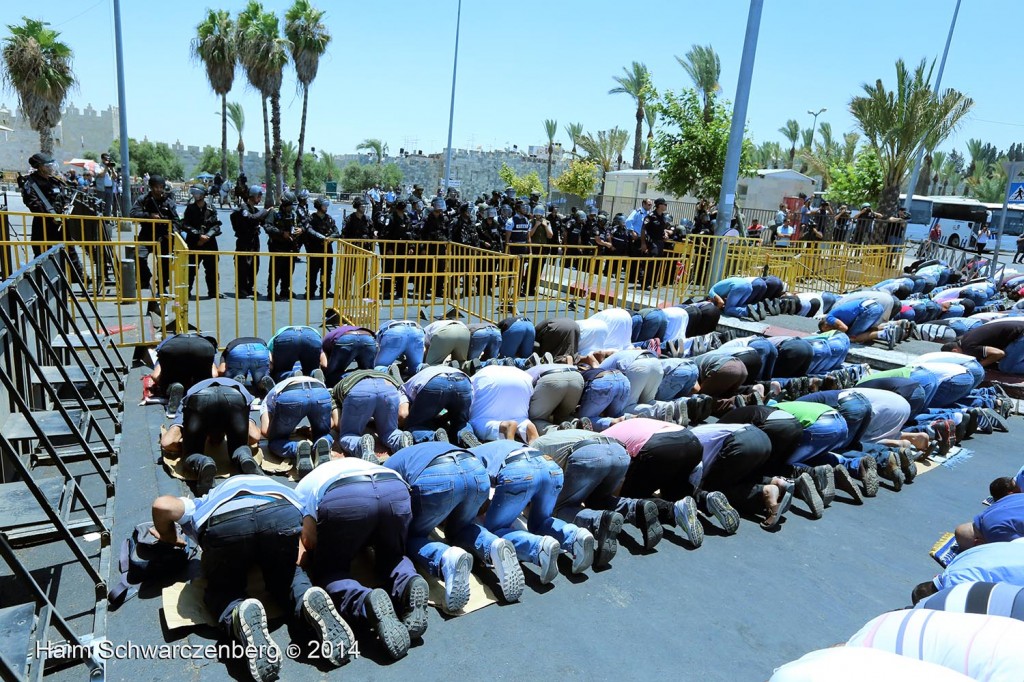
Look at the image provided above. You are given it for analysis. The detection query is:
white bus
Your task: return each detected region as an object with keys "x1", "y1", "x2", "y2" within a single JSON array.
[{"x1": 902, "y1": 195, "x2": 989, "y2": 248}]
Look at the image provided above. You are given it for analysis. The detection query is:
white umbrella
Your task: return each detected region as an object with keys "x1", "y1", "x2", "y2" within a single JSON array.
[{"x1": 63, "y1": 158, "x2": 102, "y2": 173}]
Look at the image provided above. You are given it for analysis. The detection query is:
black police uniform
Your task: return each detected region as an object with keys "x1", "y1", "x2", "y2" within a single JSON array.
[
  {"x1": 229, "y1": 200, "x2": 267, "y2": 298},
  {"x1": 263, "y1": 206, "x2": 302, "y2": 298},
  {"x1": 21, "y1": 170, "x2": 66, "y2": 250},
  {"x1": 641, "y1": 211, "x2": 670, "y2": 289},
  {"x1": 304, "y1": 210, "x2": 339, "y2": 298},
  {"x1": 341, "y1": 210, "x2": 373, "y2": 240},
  {"x1": 379, "y1": 207, "x2": 413, "y2": 300},
  {"x1": 181, "y1": 200, "x2": 222, "y2": 297},
  {"x1": 129, "y1": 189, "x2": 180, "y2": 294}
]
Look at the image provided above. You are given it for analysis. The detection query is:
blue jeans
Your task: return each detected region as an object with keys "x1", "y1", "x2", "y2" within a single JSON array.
[
  {"x1": 266, "y1": 384, "x2": 334, "y2": 458},
  {"x1": 481, "y1": 455, "x2": 582, "y2": 559},
  {"x1": 577, "y1": 372, "x2": 631, "y2": 430},
  {"x1": 223, "y1": 343, "x2": 270, "y2": 384},
  {"x1": 407, "y1": 457, "x2": 495, "y2": 576},
  {"x1": 468, "y1": 326, "x2": 502, "y2": 361},
  {"x1": 931, "y1": 371, "x2": 976, "y2": 407},
  {"x1": 631, "y1": 309, "x2": 668, "y2": 342},
  {"x1": 999, "y1": 336, "x2": 1024, "y2": 375},
  {"x1": 270, "y1": 327, "x2": 323, "y2": 381},
  {"x1": 805, "y1": 333, "x2": 850, "y2": 374},
  {"x1": 833, "y1": 300, "x2": 883, "y2": 336},
  {"x1": 746, "y1": 338, "x2": 778, "y2": 381},
  {"x1": 835, "y1": 393, "x2": 871, "y2": 450},
  {"x1": 405, "y1": 374, "x2": 473, "y2": 443},
  {"x1": 554, "y1": 443, "x2": 633, "y2": 532},
  {"x1": 655, "y1": 360, "x2": 699, "y2": 400},
  {"x1": 786, "y1": 411, "x2": 850, "y2": 466},
  {"x1": 325, "y1": 332, "x2": 377, "y2": 386},
  {"x1": 909, "y1": 366, "x2": 940, "y2": 407},
  {"x1": 499, "y1": 319, "x2": 535, "y2": 359},
  {"x1": 338, "y1": 378, "x2": 403, "y2": 454},
  {"x1": 374, "y1": 323, "x2": 425, "y2": 377}
]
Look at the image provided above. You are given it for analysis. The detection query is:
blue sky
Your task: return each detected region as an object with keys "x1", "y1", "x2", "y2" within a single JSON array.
[{"x1": 1, "y1": 0, "x2": 1020, "y2": 161}]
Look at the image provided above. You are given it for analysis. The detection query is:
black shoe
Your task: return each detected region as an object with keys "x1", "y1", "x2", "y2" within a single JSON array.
[
  {"x1": 633, "y1": 499, "x2": 663, "y2": 550},
  {"x1": 232, "y1": 599, "x2": 282, "y2": 682},
  {"x1": 399, "y1": 575, "x2": 429, "y2": 640},
  {"x1": 364, "y1": 588, "x2": 410, "y2": 660},
  {"x1": 196, "y1": 459, "x2": 217, "y2": 496},
  {"x1": 237, "y1": 455, "x2": 264, "y2": 476},
  {"x1": 166, "y1": 382, "x2": 184, "y2": 417},
  {"x1": 296, "y1": 441, "x2": 314, "y2": 478},
  {"x1": 833, "y1": 464, "x2": 863, "y2": 504},
  {"x1": 258, "y1": 375, "x2": 276, "y2": 396},
  {"x1": 592, "y1": 510, "x2": 624, "y2": 567},
  {"x1": 301, "y1": 587, "x2": 354, "y2": 667}
]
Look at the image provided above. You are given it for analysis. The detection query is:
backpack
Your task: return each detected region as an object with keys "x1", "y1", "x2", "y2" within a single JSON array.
[{"x1": 108, "y1": 522, "x2": 195, "y2": 607}]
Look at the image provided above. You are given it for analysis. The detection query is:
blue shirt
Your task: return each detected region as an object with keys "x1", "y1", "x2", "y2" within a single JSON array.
[
  {"x1": 709, "y1": 277, "x2": 746, "y2": 299},
  {"x1": 975, "y1": 494, "x2": 1024, "y2": 543},
  {"x1": 179, "y1": 475, "x2": 302, "y2": 540},
  {"x1": 935, "y1": 538, "x2": 1024, "y2": 589},
  {"x1": 268, "y1": 325, "x2": 321, "y2": 350},
  {"x1": 384, "y1": 442, "x2": 466, "y2": 484},
  {"x1": 1016, "y1": 465, "x2": 1024, "y2": 492},
  {"x1": 626, "y1": 207, "x2": 647, "y2": 235}
]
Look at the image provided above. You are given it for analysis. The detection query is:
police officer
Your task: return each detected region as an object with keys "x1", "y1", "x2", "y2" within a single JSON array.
[
  {"x1": 129, "y1": 174, "x2": 180, "y2": 296},
  {"x1": 263, "y1": 190, "x2": 303, "y2": 299},
  {"x1": 451, "y1": 203, "x2": 479, "y2": 246},
  {"x1": 22, "y1": 153, "x2": 66, "y2": 248},
  {"x1": 640, "y1": 197, "x2": 671, "y2": 290},
  {"x1": 380, "y1": 200, "x2": 413, "y2": 299},
  {"x1": 477, "y1": 206, "x2": 504, "y2": 251},
  {"x1": 445, "y1": 186, "x2": 460, "y2": 212},
  {"x1": 422, "y1": 197, "x2": 450, "y2": 242},
  {"x1": 584, "y1": 206, "x2": 601, "y2": 244},
  {"x1": 529, "y1": 191, "x2": 542, "y2": 212},
  {"x1": 505, "y1": 200, "x2": 531, "y2": 253},
  {"x1": 303, "y1": 196, "x2": 339, "y2": 299},
  {"x1": 407, "y1": 183, "x2": 427, "y2": 207},
  {"x1": 342, "y1": 197, "x2": 373, "y2": 240},
  {"x1": 295, "y1": 188, "x2": 311, "y2": 224},
  {"x1": 564, "y1": 209, "x2": 586, "y2": 247},
  {"x1": 230, "y1": 185, "x2": 267, "y2": 299},
  {"x1": 182, "y1": 185, "x2": 222, "y2": 298},
  {"x1": 501, "y1": 187, "x2": 517, "y2": 210},
  {"x1": 546, "y1": 203, "x2": 563, "y2": 245}
]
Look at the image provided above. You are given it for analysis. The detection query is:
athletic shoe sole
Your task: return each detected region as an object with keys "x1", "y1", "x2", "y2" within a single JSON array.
[
  {"x1": 459, "y1": 429, "x2": 482, "y2": 448},
  {"x1": 490, "y1": 539, "x2": 525, "y2": 603},
  {"x1": 593, "y1": 511, "x2": 624, "y2": 567},
  {"x1": 795, "y1": 473, "x2": 824, "y2": 519},
  {"x1": 301, "y1": 587, "x2": 355, "y2": 667},
  {"x1": 359, "y1": 433, "x2": 378, "y2": 462},
  {"x1": 673, "y1": 496, "x2": 704, "y2": 548},
  {"x1": 813, "y1": 465, "x2": 836, "y2": 507},
  {"x1": 311, "y1": 369, "x2": 325, "y2": 383},
  {"x1": 571, "y1": 530, "x2": 596, "y2": 574},
  {"x1": 258, "y1": 375, "x2": 276, "y2": 396},
  {"x1": 860, "y1": 456, "x2": 879, "y2": 497},
  {"x1": 440, "y1": 548, "x2": 473, "y2": 612},
  {"x1": 705, "y1": 491, "x2": 740, "y2": 535},
  {"x1": 232, "y1": 599, "x2": 281, "y2": 681},
  {"x1": 196, "y1": 461, "x2": 217, "y2": 496},
  {"x1": 166, "y1": 383, "x2": 184, "y2": 418},
  {"x1": 296, "y1": 441, "x2": 314, "y2": 478},
  {"x1": 833, "y1": 465, "x2": 863, "y2": 505},
  {"x1": 434, "y1": 428, "x2": 450, "y2": 443},
  {"x1": 365, "y1": 588, "x2": 410, "y2": 660},
  {"x1": 537, "y1": 536, "x2": 561, "y2": 585},
  {"x1": 635, "y1": 499, "x2": 664, "y2": 550},
  {"x1": 897, "y1": 448, "x2": 917, "y2": 484},
  {"x1": 400, "y1": 575, "x2": 430, "y2": 639}
]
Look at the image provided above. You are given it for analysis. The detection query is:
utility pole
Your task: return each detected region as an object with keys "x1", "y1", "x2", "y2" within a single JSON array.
[
  {"x1": 807, "y1": 107, "x2": 826, "y2": 148},
  {"x1": 113, "y1": 0, "x2": 131, "y2": 215},
  {"x1": 442, "y1": 0, "x2": 462, "y2": 192}
]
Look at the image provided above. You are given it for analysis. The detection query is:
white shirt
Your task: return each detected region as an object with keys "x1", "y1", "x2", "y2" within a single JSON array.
[
  {"x1": 770, "y1": 647, "x2": 974, "y2": 682},
  {"x1": 592, "y1": 308, "x2": 634, "y2": 351},
  {"x1": 577, "y1": 318, "x2": 610, "y2": 356},
  {"x1": 294, "y1": 458, "x2": 404, "y2": 518},
  {"x1": 851, "y1": 387, "x2": 911, "y2": 442},
  {"x1": 663, "y1": 307, "x2": 688, "y2": 344},
  {"x1": 469, "y1": 365, "x2": 532, "y2": 425},
  {"x1": 260, "y1": 376, "x2": 326, "y2": 418}
]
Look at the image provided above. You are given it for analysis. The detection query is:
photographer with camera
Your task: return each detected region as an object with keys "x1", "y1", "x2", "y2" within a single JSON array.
[
  {"x1": 182, "y1": 185, "x2": 223, "y2": 299},
  {"x1": 263, "y1": 190, "x2": 304, "y2": 299},
  {"x1": 96, "y1": 153, "x2": 118, "y2": 216}
]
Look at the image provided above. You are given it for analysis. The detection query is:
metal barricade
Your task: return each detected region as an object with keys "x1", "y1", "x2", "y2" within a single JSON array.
[{"x1": 506, "y1": 243, "x2": 598, "y2": 320}]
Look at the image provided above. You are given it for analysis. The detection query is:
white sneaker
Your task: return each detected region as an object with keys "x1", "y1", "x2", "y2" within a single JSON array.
[
  {"x1": 438, "y1": 546, "x2": 472, "y2": 613},
  {"x1": 489, "y1": 538, "x2": 524, "y2": 603},
  {"x1": 673, "y1": 496, "x2": 704, "y2": 548},
  {"x1": 570, "y1": 529, "x2": 595, "y2": 574},
  {"x1": 536, "y1": 536, "x2": 561, "y2": 585}
]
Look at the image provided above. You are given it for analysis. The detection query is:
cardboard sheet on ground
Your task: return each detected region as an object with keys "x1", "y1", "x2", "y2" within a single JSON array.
[
  {"x1": 159, "y1": 426, "x2": 300, "y2": 480},
  {"x1": 162, "y1": 542, "x2": 497, "y2": 630}
]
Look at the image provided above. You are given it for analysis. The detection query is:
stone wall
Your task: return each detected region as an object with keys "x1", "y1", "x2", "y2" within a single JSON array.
[{"x1": 0, "y1": 103, "x2": 118, "y2": 172}]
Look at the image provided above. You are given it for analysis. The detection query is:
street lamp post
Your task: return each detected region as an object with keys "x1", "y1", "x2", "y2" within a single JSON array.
[
  {"x1": 807, "y1": 107, "x2": 826, "y2": 149},
  {"x1": 442, "y1": 0, "x2": 462, "y2": 192}
]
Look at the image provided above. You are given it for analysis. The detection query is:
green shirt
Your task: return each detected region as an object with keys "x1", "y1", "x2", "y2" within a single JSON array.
[
  {"x1": 775, "y1": 401, "x2": 834, "y2": 427},
  {"x1": 857, "y1": 366, "x2": 911, "y2": 385}
]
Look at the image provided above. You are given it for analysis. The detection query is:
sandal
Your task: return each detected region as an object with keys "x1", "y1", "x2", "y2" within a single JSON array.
[{"x1": 760, "y1": 485, "x2": 793, "y2": 531}]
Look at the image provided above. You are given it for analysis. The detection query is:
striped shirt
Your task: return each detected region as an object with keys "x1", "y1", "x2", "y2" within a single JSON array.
[
  {"x1": 916, "y1": 581, "x2": 1024, "y2": 621},
  {"x1": 178, "y1": 475, "x2": 302, "y2": 539}
]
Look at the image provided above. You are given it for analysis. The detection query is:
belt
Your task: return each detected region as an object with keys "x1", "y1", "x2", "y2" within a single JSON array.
[
  {"x1": 281, "y1": 380, "x2": 316, "y2": 392},
  {"x1": 426, "y1": 450, "x2": 475, "y2": 468},
  {"x1": 501, "y1": 448, "x2": 535, "y2": 467},
  {"x1": 205, "y1": 497, "x2": 293, "y2": 527},
  {"x1": 325, "y1": 470, "x2": 402, "y2": 493},
  {"x1": 384, "y1": 321, "x2": 418, "y2": 331}
]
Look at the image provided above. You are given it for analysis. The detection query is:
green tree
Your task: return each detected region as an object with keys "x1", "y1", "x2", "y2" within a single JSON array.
[
  {"x1": 543, "y1": 118, "x2": 557, "y2": 195},
  {"x1": 552, "y1": 159, "x2": 599, "y2": 198},
  {"x1": 965, "y1": 158, "x2": 1007, "y2": 203},
  {"x1": 225, "y1": 101, "x2": 245, "y2": 177},
  {"x1": 849, "y1": 58, "x2": 973, "y2": 217},
  {"x1": 578, "y1": 128, "x2": 630, "y2": 194},
  {"x1": 644, "y1": 108, "x2": 657, "y2": 168},
  {"x1": 319, "y1": 149, "x2": 336, "y2": 181},
  {"x1": 675, "y1": 44, "x2": 720, "y2": 123},
  {"x1": 191, "y1": 9, "x2": 236, "y2": 179},
  {"x1": 778, "y1": 119, "x2": 800, "y2": 169},
  {"x1": 841, "y1": 132, "x2": 860, "y2": 164},
  {"x1": 82, "y1": 150, "x2": 99, "y2": 161},
  {"x1": 608, "y1": 61, "x2": 651, "y2": 169},
  {"x1": 652, "y1": 88, "x2": 754, "y2": 201},
  {"x1": 1, "y1": 17, "x2": 76, "y2": 156},
  {"x1": 498, "y1": 163, "x2": 544, "y2": 198},
  {"x1": 110, "y1": 138, "x2": 184, "y2": 180},
  {"x1": 564, "y1": 122, "x2": 584, "y2": 157},
  {"x1": 194, "y1": 144, "x2": 239, "y2": 179},
  {"x1": 236, "y1": 1, "x2": 289, "y2": 203},
  {"x1": 284, "y1": 0, "x2": 330, "y2": 192},
  {"x1": 338, "y1": 161, "x2": 403, "y2": 192},
  {"x1": 298, "y1": 152, "x2": 326, "y2": 191},
  {"x1": 281, "y1": 140, "x2": 297, "y2": 186},
  {"x1": 356, "y1": 138, "x2": 387, "y2": 163},
  {"x1": 825, "y1": 148, "x2": 884, "y2": 207}
]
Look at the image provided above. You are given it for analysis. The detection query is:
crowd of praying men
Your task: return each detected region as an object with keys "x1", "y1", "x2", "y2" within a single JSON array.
[{"x1": 139, "y1": 252, "x2": 1024, "y2": 681}]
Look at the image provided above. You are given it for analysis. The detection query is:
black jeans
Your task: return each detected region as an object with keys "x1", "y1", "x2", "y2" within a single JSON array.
[
  {"x1": 772, "y1": 338, "x2": 814, "y2": 378},
  {"x1": 186, "y1": 238, "x2": 219, "y2": 296},
  {"x1": 200, "y1": 500, "x2": 309, "y2": 633},
  {"x1": 156, "y1": 336, "x2": 216, "y2": 392},
  {"x1": 236, "y1": 238, "x2": 260, "y2": 298},
  {"x1": 182, "y1": 385, "x2": 250, "y2": 462},
  {"x1": 305, "y1": 241, "x2": 333, "y2": 296},
  {"x1": 535, "y1": 318, "x2": 580, "y2": 359},
  {"x1": 700, "y1": 427, "x2": 772, "y2": 498},
  {"x1": 620, "y1": 430, "x2": 703, "y2": 501}
]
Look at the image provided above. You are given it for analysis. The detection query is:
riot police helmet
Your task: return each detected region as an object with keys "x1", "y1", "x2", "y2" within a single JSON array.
[
  {"x1": 588, "y1": 205, "x2": 598, "y2": 216},
  {"x1": 431, "y1": 197, "x2": 446, "y2": 210},
  {"x1": 575, "y1": 210, "x2": 586, "y2": 221},
  {"x1": 297, "y1": 189, "x2": 309, "y2": 201},
  {"x1": 532, "y1": 205, "x2": 545, "y2": 216},
  {"x1": 394, "y1": 200, "x2": 407, "y2": 210},
  {"x1": 504, "y1": 187, "x2": 516, "y2": 198},
  {"x1": 499, "y1": 205, "x2": 513, "y2": 219},
  {"x1": 189, "y1": 185, "x2": 208, "y2": 199},
  {"x1": 486, "y1": 207, "x2": 498, "y2": 219},
  {"x1": 613, "y1": 213, "x2": 626, "y2": 227},
  {"x1": 280, "y1": 191, "x2": 297, "y2": 206},
  {"x1": 352, "y1": 197, "x2": 364, "y2": 209},
  {"x1": 248, "y1": 184, "x2": 264, "y2": 198}
]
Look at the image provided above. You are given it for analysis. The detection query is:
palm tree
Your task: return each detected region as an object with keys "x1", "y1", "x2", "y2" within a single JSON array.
[
  {"x1": 778, "y1": 119, "x2": 800, "y2": 169},
  {"x1": 356, "y1": 138, "x2": 387, "y2": 163},
  {"x1": 579, "y1": 127, "x2": 629, "y2": 195},
  {"x1": 841, "y1": 132, "x2": 860, "y2": 164},
  {"x1": 675, "y1": 44, "x2": 720, "y2": 122},
  {"x1": 850, "y1": 58, "x2": 973, "y2": 218},
  {"x1": 800, "y1": 127, "x2": 814, "y2": 152},
  {"x1": 543, "y1": 118, "x2": 557, "y2": 195},
  {"x1": 928, "y1": 150, "x2": 947, "y2": 195},
  {"x1": 564, "y1": 122, "x2": 584, "y2": 157},
  {"x1": 644, "y1": 108, "x2": 657, "y2": 168},
  {"x1": 608, "y1": 61, "x2": 651, "y2": 169},
  {"x1": 281, "y1": 140, "x2": 297, "y2": 186},
  {"x1": 284, "y1": 0, "x2": 330, "y2": 192},
  {"x1": 192, "y1": 9, "x2": 236, "y2": 179},
  {"x1": 964, "y1": 138, "x2": 987, "y2": 177},
  {"x1": 236, "y1": 1, "x2": 289, "y2": 203},
  {"x1": 1, "y1": 17, "x2": 76, "y2": 155},
  {"x1": 320, "y1": 149, "x2": 336, "y2": 181},
  {"x1": 225, "y1": 101, "x2": 245, "y2": 176}
]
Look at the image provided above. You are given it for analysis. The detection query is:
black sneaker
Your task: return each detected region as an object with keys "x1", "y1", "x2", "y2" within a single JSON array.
[
  {"x1": 794, "y1": 472, "x2": 824, "y2": 519},
  {"x1": 859, "y1": 456, "x2": 879, "y2": 498},
  {"x1": 704, "y1": 491, "x2": 740, "y2": 535},
  {"x1": 399, "y1": 575, "x2": 429, "y2": 640},
  {"x1": 313, "y1": 436, "x2": 332, "y2": 467},
  {"x1": 237, "y1": 454, "x2": 264, "y2": 476},
  {"x1": 592, "y1": 510, "x2": 624, "y2": 568},
  {"x1": 833, "y1": 465, "x2": 863, "y2": 505},
  {"x1": 231, "y1": 599, "x2": 282, "y2": 681},
  {"x1": 196, "y1": 459, "x2": 217, "y2": 496},
  {"x1": 301, "y1": 587, "x2": 354, "y2": 667},
  {"x1": 364, "y1": 588, "x2": 410, "y2": 660},
  {"x1": 166, "y1": 382, "x2": 184, "y2": 417},
  {"x1": 296, "y1": 440, "x2": 314, "y2": 479},
  {"x1": 634, "y1": 499, "x2": 663, "y2": 550}
]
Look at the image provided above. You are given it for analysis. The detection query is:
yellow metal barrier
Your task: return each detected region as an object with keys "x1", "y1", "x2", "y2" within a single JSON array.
[{"x1": 504, "y1": 243, "x2": 599, "y2": 320}]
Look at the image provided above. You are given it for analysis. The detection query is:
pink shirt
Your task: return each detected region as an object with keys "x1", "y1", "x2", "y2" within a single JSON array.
[{"x1": 602, "y1": 418, "x2": 683, "y2": 457}]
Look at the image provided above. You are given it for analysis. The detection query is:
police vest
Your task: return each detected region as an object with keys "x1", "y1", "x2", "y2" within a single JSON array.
[{"x1": 507, "y1": 215, "x2": 530, "y2": 244}]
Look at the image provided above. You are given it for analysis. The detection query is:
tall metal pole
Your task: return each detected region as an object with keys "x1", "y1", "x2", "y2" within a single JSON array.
[
  {"x1": 442, "y1": 0, "x2": 462, "y2": 191},
  {"x1": 113, "y1": 0, "x2": 131, "y2": 215},
  {"x1": 709, "y1": 0, "x2": 763, "y2": 284},
  {"x1": 989, "y1": 162, "x2": 1023, "y2": 278},
  {"x1": 808, "y1": 108, "x2": 826, "y2": 149},
  {"x1": 903, "y1": 0, "x2": 961, "y2": 214}
]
